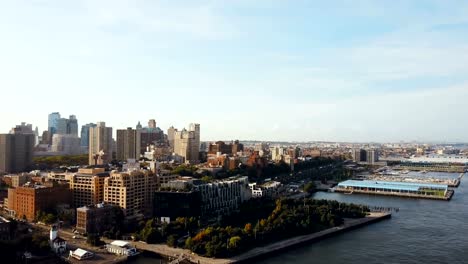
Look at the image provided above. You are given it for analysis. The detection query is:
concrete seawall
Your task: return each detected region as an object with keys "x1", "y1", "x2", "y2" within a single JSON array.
[
  {"x1": 229, "y1": 212, "x2": 391, "y2": 264},
  {"x1": 133, "y1": 212, "x2": 391, "y2": 264}
]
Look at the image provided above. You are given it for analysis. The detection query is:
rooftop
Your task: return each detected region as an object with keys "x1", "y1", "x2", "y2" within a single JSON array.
[{"x1": 337, "y1": 180, "x2": 448, "y2": 191}]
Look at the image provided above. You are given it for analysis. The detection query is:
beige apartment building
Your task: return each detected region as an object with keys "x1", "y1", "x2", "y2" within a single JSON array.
[
  {"x1": 104, "y1": 170, "x2": 155, "y2": 219},
  {"x1": 88, "y1": 122, "x2": 113, "y2": 165},
  {"x1": 70, "y1": 168, "x2": 109, "y2": 207},
  {"x1": 173, "y1": 123, "x2": 200, "y2": 164}
]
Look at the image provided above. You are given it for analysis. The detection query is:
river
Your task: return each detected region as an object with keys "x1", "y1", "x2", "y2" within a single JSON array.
[
  {"x1": 132, "y1": 172, "x2": 468, "y2": 264},
  {"x1": 257, "y1": 172, "x2": 468, "y2": 264}
]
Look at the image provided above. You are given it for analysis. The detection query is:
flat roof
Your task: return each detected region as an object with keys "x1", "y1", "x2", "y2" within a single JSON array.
[
  {"x1": 337, "y1": 180, "x2": 448, "y2": 191},
  {"x1": 110, "y1": 240, "x2": 130, "y2": 247}
]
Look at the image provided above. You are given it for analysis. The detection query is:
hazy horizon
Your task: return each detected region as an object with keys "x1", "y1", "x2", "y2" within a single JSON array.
[{"x1": 2, "y1": 1, "x2": 468, "y2": 142}]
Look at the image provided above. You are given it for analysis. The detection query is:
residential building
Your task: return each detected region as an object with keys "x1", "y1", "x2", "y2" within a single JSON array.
[
  {"x1": 0, "y1": 133, "x2": 34, "y2": 173},
  {"x1": 104, "y1": 170, "x2": 155, "y2": 219},
  {"x1": 249, "y1": 181, "x2": 283, "y2": 198},
  {"x1": 194, "y1": 176, "x2": 251, "y2": 217},
  {"x1": 80, "y1": 123, "x2": 96, "y2": 148},
  {"x1": 50, "y1": 225, "x2": 67, "y2": 254},
  {"x1": 88, "y1": 122, "x2": 113, "y2": 165},
  {"x1": 167, "y1": 126, "x2": 176, "y2": 148},
  {"x1": 70, "y1": 168, "x2": 109, "y2": 208},
  {"x1": 75, "y1": 203, "x2": 120, "y2": 234},
  {"x1": 270, "y1": 146, "x2": 284, "y2": 162},
  {"x1": 117, "y1": 128, "x2": 141, "y2": 161},
  {"x1": 173, "y1": 123, "x2": 200, "y2": 164},
  {"x1": 6, "y1": 173, "x2": 32, "y2": 187},
  {"x1": 6, "y1": 182, "x2": 71, "y2": 221}
]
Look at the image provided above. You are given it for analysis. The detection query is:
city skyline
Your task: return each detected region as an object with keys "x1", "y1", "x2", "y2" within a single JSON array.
[{"x1": 1, "y1": 1, "x2": 468, "y2": 142}]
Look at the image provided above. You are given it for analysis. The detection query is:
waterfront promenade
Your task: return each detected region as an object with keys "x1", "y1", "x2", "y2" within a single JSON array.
[{"x1": 133, "y1": 212, "x2": 391, "y2": 264}]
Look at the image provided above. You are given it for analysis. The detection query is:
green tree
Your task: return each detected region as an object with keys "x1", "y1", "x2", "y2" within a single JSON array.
[
  {"x1": 228, "y1": 236, "x2": 241, "y2": 250},
  {"x1": 167, "y1": 235, "x2": 177, "y2": 248},
  {"x1": 303, "y1": 182, "x2": 316, "y2": 194}
]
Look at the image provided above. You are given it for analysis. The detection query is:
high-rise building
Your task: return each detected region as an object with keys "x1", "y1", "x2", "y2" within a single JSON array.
[
  {"x1": 88, "y1": 122, "x2": 113, "y2": 165},
  {"x1": 367, "y1": 150, "x2": 379, "y2": 164},
  {"x1": 48, "y1": 112, "x2": 61, "y2": 138},
  {"x1": 116, "y1": 128, "x2": 141, "y2": 161},
  {"x1": 80, "y1": 123, "x2": 97, "y2": 147},
  {"x1": 352, "y1": 149, "x2": 367, "y2": 163},
  {"x1": 67, "y1": 115, "x2": 78, "y2": 136},
  {"x1": 189, "y1": 123, "x2": 200, "y2": 151},
  {"x1": 136, "y1": 121, "x2": 143, "y2": 130},
  {"x1": 51, "y1": 134, "x2": 82, "y2": 155},
  {"x1": 167, "y1": 126, "x2": 177, "y2": 149},
  {"x1": 0, "y1": 133, "x2": 34, "y2": 173},
  {"x1": 70, "y1": 168, "x2": 109, "y2": 208},
  {"x1": 270, "y1": 146, "x2": 284, "y2": 162},
  {"x1": 56, "y1": 115, "x2": 78, "y2": 136},
  {"x1": 104, "y1": 170, "x2": 155, "y2": 218},
  {"x1": 138, "y1": 119, "x2": 165, "y2": 154},
  {"x1": 148, "y1": 119, "x2": 156, "y2": 129},
  {"x1": 174, "y1": 128, "x2": 199, "y2": 164}
]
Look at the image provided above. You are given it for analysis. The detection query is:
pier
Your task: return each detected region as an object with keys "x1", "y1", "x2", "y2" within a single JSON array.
[{"x1": 335, "y1": 180, "x2": 453, "y2": 201}]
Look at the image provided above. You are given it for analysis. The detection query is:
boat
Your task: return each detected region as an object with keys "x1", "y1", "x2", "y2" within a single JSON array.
[
  {"x1": 420, "y1": 170, "x2": 428, "y2": 174},
  {"x1": 401, "y1": 170, "x2": 410, "y2": 174}
]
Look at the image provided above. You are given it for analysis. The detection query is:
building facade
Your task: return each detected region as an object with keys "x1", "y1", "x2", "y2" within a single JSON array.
[
  {"x1": 80, "y1": 123, "x2": 96, "y2": 147},
  {"x1": 116, "y1": 128, "x2": 141, "y2": 161},
  {"x1": 76, "y1": 203, "x2": 120, "y2": 234},
  {"x1": 0, "y1": 133, "x2": 34, "y2": 173},
  {"x1": 88, "y1": 122, "x2": 113, "y2": 165},
  {"x1": 7, "y1": 182, "x2": 71, "y2": 221},
  {"x1": 51, "y1": 134, "x2": 82, "y2": 155},
  {"x1": 70, "y1": 168, "x2": 108, "y2": 208},
  {"x1": 173, "y1": 123, "x2": 200, "y2": 164},
  {"x1": 194, "y1": 176, "x2": 251, "y2": 217},
  {"x1": 104, "y1": 170, "x2": 155, "y2": 218}
]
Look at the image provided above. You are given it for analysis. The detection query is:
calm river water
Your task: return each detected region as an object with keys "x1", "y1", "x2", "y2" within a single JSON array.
[
  {"x1": 258, "y1": 172, "x2": 468, "y2": 264},
  {"x1": 133, "y1": 172, "x2": 468, "y2": 264}
]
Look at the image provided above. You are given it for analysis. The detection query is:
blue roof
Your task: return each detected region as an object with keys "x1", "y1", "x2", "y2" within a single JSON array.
[{"x1": 337, "y1": 180, "x2": 448, "y2": 191}]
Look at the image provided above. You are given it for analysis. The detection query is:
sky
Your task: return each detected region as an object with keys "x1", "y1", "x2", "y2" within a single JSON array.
[{"x1": 1, "y1": 0, "x2": 468, "y2": 142}]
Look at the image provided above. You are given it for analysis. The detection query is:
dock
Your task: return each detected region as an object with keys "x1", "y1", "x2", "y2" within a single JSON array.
[{"x1": 335, "y1": 180, "x2": 454, "y2": 201}]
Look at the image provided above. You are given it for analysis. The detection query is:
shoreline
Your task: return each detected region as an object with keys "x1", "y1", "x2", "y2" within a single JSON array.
[{"x1": 134, "y1": 212, "x2": 391, "y2": 264}]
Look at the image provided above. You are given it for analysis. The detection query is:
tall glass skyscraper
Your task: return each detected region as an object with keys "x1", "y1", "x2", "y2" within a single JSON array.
[{"x1": 48, "y1": 112, "x2": 61, "y2": 135}]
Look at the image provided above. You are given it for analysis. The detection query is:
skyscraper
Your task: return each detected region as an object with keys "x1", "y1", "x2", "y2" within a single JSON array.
[
  {"x1": 80, "y1": 123, "x2": 96, "y2": 147},
  {"x1": 167, "y1": 126, "x2": 177, "y2": 149},
  {"x1": 67, "y1": 115, "x2": 78, "y2": 136},
  {"x1": 55, "y1": 115, "x2": 78, "y2": 136},
  {"x1": 88, "y1": 122, "x2": 113, "y2": 165},
  {"x1": 0, "y1": 132, "x2": 34, "y2": 173},
  {"x1": 48, "y1": 112, "x2": 61, "y2": 142},
  {"x1": 116, "y1": 128, "x2": 141, "y2": 161}
]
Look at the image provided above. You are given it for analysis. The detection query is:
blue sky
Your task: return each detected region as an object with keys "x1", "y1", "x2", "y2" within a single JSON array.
[{"x1": 1, "y1": 0, "x2": 468, "y2": 142}]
